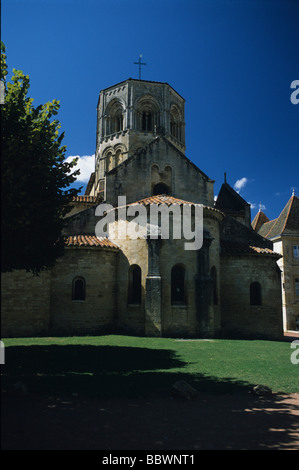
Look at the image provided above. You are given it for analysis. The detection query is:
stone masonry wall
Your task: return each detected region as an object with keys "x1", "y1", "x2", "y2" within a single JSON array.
[
  {"x1": 1, "y1": 269, "x2": 51, "y2": 337},
  {"x1": 159, "y1": 237, "x2": 198, "y2": 337},
  {"x1": 112, "y1": 234, "x2": 148, "y2": 335},
  {"x1": 50, "y1": 248, "x2": 118, "y2": 335},
  {"x1": 106, "y1": 138, "x2": 214, "y2": 207},
  {"x1": 275, "y1": 236, "x2": 299, "y2": 330},
  {"x1": 220, "y1": 254, "x2": 283, "y2": 339}
]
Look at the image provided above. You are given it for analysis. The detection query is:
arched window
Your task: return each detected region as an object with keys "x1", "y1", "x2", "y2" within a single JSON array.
[
  {"x1": 171, "y1": 265, "x2": 186, "y2": 304},
  {"x1": 106, "y1": 151, "x2": 113, "y2": 172},
  {"x1": 128, "y1": 265, "x2": 142, "y2": 304},
  {"x1": 250, "y1": 282, "x2": 262, "y2": 306},
  {"x1": 170, "y1": 105, "x2": 182, "y2": 141},
  {"x1": 111, "y1": 111, "x2": 123, "y2": 133},
  {"x1": 153, "y1": 182, "x2": 169, "y2": 195},
  {"x1": 136, "y1": 96, "x2": 160, "y2": 133},
  {"x1": 72, "y1": 277, "x2": 86, "y2": 301},
  {"x1": 115, "y1": 149, "x2": 122, "y2": 166},
  {"x1": 211, "y1": 266, "x2": 218, "y2": 305},
  {"x1": 142, "y1": 111, "x2": 152, "y2": 131},
  {"x1": 104, "y1": 99, "x2": 124, "y2": 136}
]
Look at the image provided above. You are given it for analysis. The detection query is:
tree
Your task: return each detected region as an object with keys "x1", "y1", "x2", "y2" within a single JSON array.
[{"x1": 1, "y1": 43, "x2": 81, "y2": 274}]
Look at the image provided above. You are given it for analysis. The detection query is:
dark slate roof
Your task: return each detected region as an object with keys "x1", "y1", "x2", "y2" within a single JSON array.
[
  {"x1": 257, "y1": 219, "x2": 277, "y2": 238},
  {"x1": 220, "y1": 214, "x2": 274, "y2": 250},
  {"x1": 215, "y1": 182, "x2": 250, "y2": 215},
  {"x1": 257, "y1": 195, "x2": 299, "y2": 239},
  {"x1": 221, "y1": 240, "x2": 281, "y2": 258}
]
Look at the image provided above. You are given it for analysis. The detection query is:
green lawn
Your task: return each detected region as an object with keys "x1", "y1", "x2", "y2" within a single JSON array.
[{"x1": 1, "y1": 335, "x2": 298, "y2": 398}]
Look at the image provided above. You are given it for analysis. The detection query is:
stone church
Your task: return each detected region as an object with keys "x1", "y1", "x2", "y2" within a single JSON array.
[{"x1": 1, "y1": 78, "x2": 284, "y2": 339}]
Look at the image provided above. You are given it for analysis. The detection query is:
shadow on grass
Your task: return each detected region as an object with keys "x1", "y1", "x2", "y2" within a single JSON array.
[
  {"x1": 2, "y1": 344, "x2": 256, "y2": 398},
  {"x1": 2, "y1": 345, "x2": 299, "y2": 450}
]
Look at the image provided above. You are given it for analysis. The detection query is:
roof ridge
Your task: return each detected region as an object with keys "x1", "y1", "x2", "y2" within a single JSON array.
[
  {"x1": 221, "y1": 182, "x2": 250, "y2": 206},
  {"x1": 99, "y1": 78, "x2": 185, "y2": 101},
  {"x1": 112, "y1": 194, "x2": 224, "y2": 217},
  {"x1": 281, "y1": 195, "x2": 295, "y2": 234},
  {"x1": 107, "y1": 135, "x2": 213, "y2": 182},
  {"x1": 159, "y1": 136, "x2": 212, "y2": 181},
  {"x1": 130, "y1": 194, "x2": 191, "y2": 205},
  {"x1": 266, "y1": 196, "x2": 293, "y2": 238}
]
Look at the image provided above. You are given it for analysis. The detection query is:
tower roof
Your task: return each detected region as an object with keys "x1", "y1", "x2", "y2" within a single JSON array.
[
  {"x1": 257, "y1": 195, "x2": 299, "y2": 239},
  {"x1": 99, "y1": 78, "x2": 185, "y2": 101},
  {"x1": 215, "y1": 182, "x2": 250, "y2": 216},
  {"x1": 252, "y1": 210, "x2": 270, "y2": 232}
]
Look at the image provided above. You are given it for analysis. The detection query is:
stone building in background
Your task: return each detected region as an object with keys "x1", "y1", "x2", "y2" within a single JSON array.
[
  {"x1": 252, "y1": 193, "x2": 299, "y2": 331},
  {"x1": 1, "y1": 79, "x2": 284, "y2": 339}
]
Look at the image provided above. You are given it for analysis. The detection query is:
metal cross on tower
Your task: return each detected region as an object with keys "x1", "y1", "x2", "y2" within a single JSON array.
[{"x1": 134, "y1": 54, "x2": 147, "y2": 79}]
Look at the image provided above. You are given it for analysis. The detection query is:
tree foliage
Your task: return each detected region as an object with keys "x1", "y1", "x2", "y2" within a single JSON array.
[{"x1": 1, "y1": 43, "x2": 81, "y2": 274}]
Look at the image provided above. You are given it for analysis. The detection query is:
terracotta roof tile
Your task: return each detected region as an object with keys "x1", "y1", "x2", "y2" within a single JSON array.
[
  {"x1": 129, "y1": 195, "x2": 194, "y2": 206},
  {"x1": 251, "y1": 210, "x2": 270, "y2": 231},
  {"x1": 221, "y1": 240, "x2": 281, "y2": 257},
  {"x1": 65, "y1": 235, "x2": 119, "y2": 250},
  {"x1": 249, "y1": 246, "x2": 279, "y2": 255},
  {"x1": 72, "y1": 195, "x2": 98, "y2": 203},
  {"x1": 116, "y1": 195, "x2": 223, "y2": 216}
]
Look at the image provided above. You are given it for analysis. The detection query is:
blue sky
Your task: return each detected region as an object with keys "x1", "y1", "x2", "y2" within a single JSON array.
[{"x1": 2, "y1": 0, "x2": 298, "y2": 220}]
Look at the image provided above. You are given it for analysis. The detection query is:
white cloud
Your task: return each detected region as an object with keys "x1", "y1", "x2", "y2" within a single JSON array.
[
  {"x1": 234, "y1": 177, "x2": 248, "y2": 193},
  {"x1": 65, "y1": 154, "x2": 95, "y2": 183},
  {"x1": 249, "y1": 202, "x2": 266, "y2": 211}
]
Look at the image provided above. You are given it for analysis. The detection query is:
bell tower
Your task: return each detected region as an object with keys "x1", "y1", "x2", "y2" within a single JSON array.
[{"x1": 92, "y1": 78, "x2": 186, "y2": 199}]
